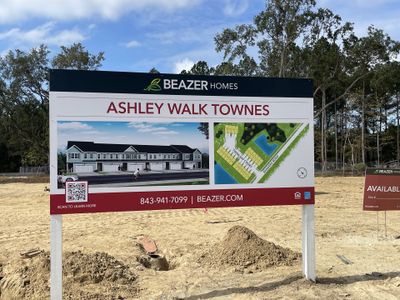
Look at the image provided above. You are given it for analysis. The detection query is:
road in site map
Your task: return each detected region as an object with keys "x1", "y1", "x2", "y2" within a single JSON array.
[{"x1": 49, "y1": 70, "x2": 315, "y2": 214}]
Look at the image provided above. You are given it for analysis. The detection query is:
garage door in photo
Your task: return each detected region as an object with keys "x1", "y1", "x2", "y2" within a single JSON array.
[
  {"x1": 73, "y1": 164, "x2": 94, "y2": 173},
  {"x1": 170, "y1": 162, "x2": 182, "y2": 170},
  {"x1": 128, "y1": 163, "x2": 144, "y2": 171},
  {"x1": 150, "y1": 162, "x2": 163, "y2": 171},
  {"x1": 103, "y1": 164, "x2": 119, "y2": 172}
]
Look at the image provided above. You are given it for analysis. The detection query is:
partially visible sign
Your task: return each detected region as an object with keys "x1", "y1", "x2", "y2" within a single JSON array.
[{"x1": 363, "y1": 168, "x2": 400, "y2": 211}]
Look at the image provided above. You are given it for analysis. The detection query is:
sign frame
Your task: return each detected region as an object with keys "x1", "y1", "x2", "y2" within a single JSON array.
[{"x1": 49, "y1": 70, "x2": 316, "y2": 299}]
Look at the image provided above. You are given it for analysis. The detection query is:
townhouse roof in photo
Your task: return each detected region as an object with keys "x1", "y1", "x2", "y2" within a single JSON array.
[{"x1": 67, "y1": 141, "x2": 199, "y2": 154}]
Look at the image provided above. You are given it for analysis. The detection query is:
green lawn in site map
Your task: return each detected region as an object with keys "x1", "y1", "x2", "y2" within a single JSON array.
[{"x1": 214, "y1": 123, "x2": 300, "y2": 184}]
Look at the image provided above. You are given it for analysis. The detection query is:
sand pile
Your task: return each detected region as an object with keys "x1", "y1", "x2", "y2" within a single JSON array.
[
  {"x1": 0, "y1": 252, "x2": 50, "y2": 299},
  {"x1": 199, "y1": 226, "x2": 300, "y2": 272},
  {"x1": 64, "y1": 251, "x2": 136, "y2": 284},
  {"x1": 0, "y1": 251, "x2": 137, "y2": 299}
]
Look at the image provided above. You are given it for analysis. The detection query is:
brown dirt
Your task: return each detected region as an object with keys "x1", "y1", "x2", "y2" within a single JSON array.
[
  {"x1": 200, "y1": 225, "x2": 300, "y2": 271},
  {"x1": 0, "y1": 176, "x2": 49, "y2": 184},
  {"x1": 1, "y1": 177, "x2": 400, "y2": 299},
  {"x1": 0, "y1": 251, "x2": 137, "y2": 299}
]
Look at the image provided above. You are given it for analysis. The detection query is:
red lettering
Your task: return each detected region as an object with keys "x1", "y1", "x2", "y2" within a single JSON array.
[
  {"x1": 254, "y1": 104, "x2": 262, "y2": 115},
  {"x1": 219, "y1": 104, "x2": 230, "y2": 115},
  {"x1": 118, "y1": 101, "x2": 126, "y2": 113},
  {"x1": 212, "y1": 103, "x2": 219, "y2": 115},
  {"x1": 199, "y1": 103, "x2": 208, "y2": 115},
  {"x1": 182, "y1": 104, "x2": 192, "y2": 114},
  {"x1": 146, "y1": 102, "x2": 154, "y2": 114},
  {"x1": 107, "y1": 102, "x2": 117, "y2": 114},
  {"x1": 168, "y1": 103, "x2": 182, "y2": 114},
  {"x1": 230, "y1": 104, "x2": 245, "y2": 115},
  {"x1": 127, "y1": 102, "x2": 136, "y2": 114},
  {"x1": 263, "y1": 104, "x2": 270, "y2": 116},
  {"x1": 155, "y1": 102, "x2": 164, "y2": 114},
  {"x1": 244, "y1": 105, "x2": 254, "y2": 115}
]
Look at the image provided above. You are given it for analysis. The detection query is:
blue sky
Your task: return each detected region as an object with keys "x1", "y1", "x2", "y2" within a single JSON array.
[
  {"x1": 57, "y1": 121, "x2": 209, "y2": 153},
  {"x1": 0, "y1": 0, "x2": 399, "y2": 73}
]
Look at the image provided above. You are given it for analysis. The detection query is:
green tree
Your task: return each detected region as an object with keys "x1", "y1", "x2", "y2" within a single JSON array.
[
  {"x1": 149, "y1": 67, "x2": 160, "y2": 74},
  {"x1": 181, "y1": 61, "x2": 212, "y2": 75},
  {"x1": 0, "y1": 45, "x2": 49, "y2": 167},
  {"x1": 198, "y1": 123, "x2": 209, "y2": 139},
  {"x1": 215, "y1": 0, "x2": 316, "y2": 77},
  {"x1": 52, "y1": 43, "x2": 104, "y2": 70},
  {"x1": 0, "y1": 43, "x2": 105, "y2": 171}
]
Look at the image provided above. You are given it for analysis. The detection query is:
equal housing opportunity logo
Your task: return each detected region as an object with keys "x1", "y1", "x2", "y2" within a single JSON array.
[{"x1": 144, "y1": 77, "x2": 238, "y2": 92}]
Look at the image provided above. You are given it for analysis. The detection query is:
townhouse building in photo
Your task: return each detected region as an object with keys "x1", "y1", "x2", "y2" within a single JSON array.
[{"x1": 65, "y1": 141, "x2": 203, "y2": 173}]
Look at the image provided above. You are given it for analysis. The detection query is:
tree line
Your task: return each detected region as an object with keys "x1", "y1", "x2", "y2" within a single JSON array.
[
  {"x1": 0, "y1": 43, "x2": 104, "y2": 171},
  {"x1": 182, "y1": 0, "x2": 400, "y2": 172},
  {"x1": 0, "y1": 0, "x2": 399, "y2": 172}
]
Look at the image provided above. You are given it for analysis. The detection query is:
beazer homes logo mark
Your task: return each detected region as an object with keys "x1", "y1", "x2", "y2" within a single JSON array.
[
  {"x1": 144, "y1": 77, "x2": 238, "y2": 92},
  {"x1": 144, "y1": 78, "x2": 162, "y2": 92}
]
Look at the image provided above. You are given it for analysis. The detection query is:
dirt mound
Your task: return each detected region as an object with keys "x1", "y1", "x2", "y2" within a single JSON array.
[
  {"x1": 199, "y1": 226, "x2": 300, "y2": 272},
  {"x1": 0, "y1": 251, "x2": 137, "y2": 299},
  {"x1": 0, "y1": 252, "x2": 50, "y2": 299},
  {"x1": 64, "y1": 251, "x2": 136, "y2": 284}
]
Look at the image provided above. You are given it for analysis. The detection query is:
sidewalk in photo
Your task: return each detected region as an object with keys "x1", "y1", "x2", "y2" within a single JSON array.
[
  {"x1": 76, "y1": 169, "x2": 210, "y2": 177},
  {"x1": 89, "y1": 178, "x2": 209, "y2": 187}
]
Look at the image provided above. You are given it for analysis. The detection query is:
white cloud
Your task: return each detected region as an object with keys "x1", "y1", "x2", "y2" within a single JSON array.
[
  {"x1": 147, "y1": 28, "x2": 208, "y2": 45},
  {"x1": 128, "y1": 122, "x2": 152, "y2": 129},
  {"x1": 151, "y1": 130, "x2": 178, "y2": 135},
  {"x1": 138, "y1": 127, "x2": 168, "y2": 133},
  {"x1": 173, "y1": 58, "x2": 194, "y2": 73},
  {"x1": 128, "y1": 122, "x2": 178, "y2": 135},
  {"x1": 58, "y1": 122, "x2": 93, "y2": 130},
  {"x1": 0, "y1": 22, "x2": 85, "y2": 46},
  {"x1": 124, "y1": 40, "x2": 141, "y2": 48},
  {"x1": 0, "y1": 0, "x2": 201, "y2": 24},
  {"x1": 223, "y1": 0, "x2": 249, "y2": 17}
]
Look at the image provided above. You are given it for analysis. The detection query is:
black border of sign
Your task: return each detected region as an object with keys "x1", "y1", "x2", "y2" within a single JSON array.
[{"x1": 50, "y1": 69, "x2": 313, "y2": 98}]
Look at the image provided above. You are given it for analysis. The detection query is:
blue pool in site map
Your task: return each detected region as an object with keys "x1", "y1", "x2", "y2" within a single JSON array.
[
  {"x1": 255, "y1": 135, "x2": 278, "y2": 156},
  {"x1": 215, "y1": 163, "x2": 237, "y2": 184}
]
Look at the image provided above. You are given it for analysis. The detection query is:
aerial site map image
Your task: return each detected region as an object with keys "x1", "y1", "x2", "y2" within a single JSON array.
[{"x1": 214, "y1": 122, "x2": 309, "y2": 184}]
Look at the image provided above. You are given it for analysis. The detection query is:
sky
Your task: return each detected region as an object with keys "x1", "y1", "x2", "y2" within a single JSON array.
[
  {"x1": 0, "y1": 0, "x2": 399, "y2": 73},
  {"x1": 57, "y1": 121, "x2": 209, "y2": 153}
]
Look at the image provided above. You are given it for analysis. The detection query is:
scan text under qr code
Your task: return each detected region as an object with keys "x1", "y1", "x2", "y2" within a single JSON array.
[{"x1": 66, "y1": 181, "x2": 88, "y2": 203}]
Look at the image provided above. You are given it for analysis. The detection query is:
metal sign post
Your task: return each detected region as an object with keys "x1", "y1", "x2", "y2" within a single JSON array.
[
  {"x1": 302, "y1": 204, "x2": 316, "y2": 281},
  {"x1": 50, "y1": 215, "x2": 62, "y2": 300}
]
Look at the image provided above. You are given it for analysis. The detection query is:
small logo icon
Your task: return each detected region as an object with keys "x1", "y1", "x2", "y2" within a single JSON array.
[
  {"x1": 304, "y1": 191, "x2": 311, "y2": 200},
  {"x1": 144, "y1": 78, "x2": 162, "y2": 92},
  {"x1": 297, "y1": 167, "x2": 308, "y2": 179},
  {"x1": 294, "y1": 192, "x2": 301, "y2": 200}
]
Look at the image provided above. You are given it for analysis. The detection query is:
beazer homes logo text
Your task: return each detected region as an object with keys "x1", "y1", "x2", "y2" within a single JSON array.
[{"x1": 144, "y1": 78, "x2": 238, "y2": 92}]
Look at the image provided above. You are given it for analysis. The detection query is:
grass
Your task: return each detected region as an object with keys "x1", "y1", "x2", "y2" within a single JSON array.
[{"x1": 259, "y1": 124, "x2": 310, "y2": 183}]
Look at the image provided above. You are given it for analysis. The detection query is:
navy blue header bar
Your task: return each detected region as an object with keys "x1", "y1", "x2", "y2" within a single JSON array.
[{"x1": 50, "y1": 69, "x2": 313, "y2": 98}]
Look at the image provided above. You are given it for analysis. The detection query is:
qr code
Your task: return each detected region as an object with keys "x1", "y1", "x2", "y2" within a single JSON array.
[{"x1": 66, "y1": 181, "x2": 88, "y2": 203}]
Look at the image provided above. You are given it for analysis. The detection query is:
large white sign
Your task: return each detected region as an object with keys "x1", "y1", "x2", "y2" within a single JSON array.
[{"x1": 50, "y1": 70, "x2": 314, "y2": 214}]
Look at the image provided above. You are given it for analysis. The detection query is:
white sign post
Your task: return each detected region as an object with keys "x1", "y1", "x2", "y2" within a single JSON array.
[
  {"x1": 50, "y1": 215, "x2": 63, "y2": 300},
  {"x1": 302, "y1": 204, "x2": 316, "y2": 281}
]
